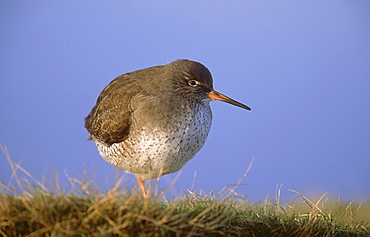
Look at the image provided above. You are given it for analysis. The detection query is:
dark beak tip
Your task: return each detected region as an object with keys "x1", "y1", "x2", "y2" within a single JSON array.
[
  {"x1": 224, "y1": 102, "x2": 251, "y2": 111},
  {"x1": 240, "y1": 105, "x2": 251, "y2": 111}
]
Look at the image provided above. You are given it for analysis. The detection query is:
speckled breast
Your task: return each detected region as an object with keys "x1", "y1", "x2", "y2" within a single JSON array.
[{"x1": 95, "y1": 97, "x2": 212, "y2": 181}]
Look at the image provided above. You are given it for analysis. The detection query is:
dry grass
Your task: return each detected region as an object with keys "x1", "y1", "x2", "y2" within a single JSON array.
[{"x1": 0, "y1": 145, "x2": 369, "y2": 237}]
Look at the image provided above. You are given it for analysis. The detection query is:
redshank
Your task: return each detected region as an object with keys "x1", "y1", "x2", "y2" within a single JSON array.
[{"x1": 85, "y1": 59, "x2": 251, "y2": 198}]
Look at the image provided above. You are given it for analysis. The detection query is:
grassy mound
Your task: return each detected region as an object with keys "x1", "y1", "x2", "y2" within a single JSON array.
[{"x1": 1, "y1": 145, "x2": 369, "y2": 236}]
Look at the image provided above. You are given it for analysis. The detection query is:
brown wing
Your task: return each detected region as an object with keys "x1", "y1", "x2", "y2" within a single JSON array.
[{"x1": 85, "y1": 72, "x2": 142, "y2": 145}]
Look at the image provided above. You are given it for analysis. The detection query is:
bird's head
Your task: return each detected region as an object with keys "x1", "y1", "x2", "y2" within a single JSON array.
[{"x1": 169, "y1": 59, "x2": 251, "y2": 110}]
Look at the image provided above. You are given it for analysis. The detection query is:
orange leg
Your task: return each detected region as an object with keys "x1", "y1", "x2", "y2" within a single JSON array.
[{"x1": 136, "y1": 176, "x2": 148, "y2": 198}]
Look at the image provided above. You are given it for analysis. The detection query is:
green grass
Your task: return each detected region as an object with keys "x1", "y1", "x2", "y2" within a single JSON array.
[{"x1": 1, "y1": 145, "x2": 369, "y2": 236}]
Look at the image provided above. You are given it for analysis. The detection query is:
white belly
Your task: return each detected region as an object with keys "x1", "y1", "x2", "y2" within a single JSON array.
[{"x1": 95, "y1": 102, "x2": 212, "y2": 180}]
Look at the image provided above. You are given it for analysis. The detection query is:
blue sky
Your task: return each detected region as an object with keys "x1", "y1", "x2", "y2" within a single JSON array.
[{"x1": 1, "y1": 1, "x2": 369, "y2": 203}]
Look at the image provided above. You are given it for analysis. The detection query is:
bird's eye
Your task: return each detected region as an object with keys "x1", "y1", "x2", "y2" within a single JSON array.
[{"x1": 188, "y1": 80, "x2": 199, "y2": 87}]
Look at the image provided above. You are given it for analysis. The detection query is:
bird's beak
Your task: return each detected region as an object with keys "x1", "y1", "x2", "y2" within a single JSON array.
[{"x1": 208, "y1": 90, "x2": 251, "y2": 110}]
